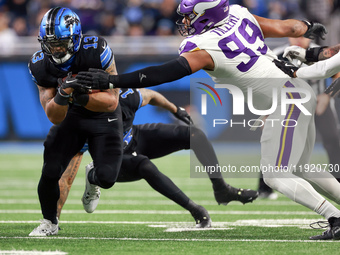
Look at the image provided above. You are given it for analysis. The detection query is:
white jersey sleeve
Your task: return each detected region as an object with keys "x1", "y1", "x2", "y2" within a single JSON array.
[
  {"x1": 178, "y1": 5, "x2": 285, "y2": 82},
  {"x1": 296, "y1": 51, "x2": 340, "y2": 79}
]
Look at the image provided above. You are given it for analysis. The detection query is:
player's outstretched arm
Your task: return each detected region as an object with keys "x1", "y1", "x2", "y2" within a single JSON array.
[
  {"x1": 76, "y1": 50, "x2": 213, "y2": 90},
  {"x1": 139, "y1": 88, "x2": 176, "y2": 111},
  {"x1": 294, "y1": 51, "x2": 340, "y2": 80},
  {"x1": 254, "y1": 15, "x2": 327, "y2": 40},
  {"x1": 276, "y1": 43, "x2": 340, "y2": 81},
  {"x1": 57, "y1": 152, "x2": 83, "y2": 219},
  {"x1": 274, "y1": 50, "x2": 340, "y2": 80},
  {"x1": 316, "y1": 44, "x2": 340, "y2": 61},
  {"x1": 139, "y1": 88, "x2": 193, "y2": 125},
  {"x1": 283, "y1": 45, "x2": 339, "y2": 63},
  {"x1": 77, "y1": 57, "x2": 193, "y2": 89}
]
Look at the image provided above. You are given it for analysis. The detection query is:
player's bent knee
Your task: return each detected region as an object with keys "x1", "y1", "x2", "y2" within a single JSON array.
[
  {"x1": 95, "y1": 164, "x2": 119, "y2": 189},
  {"x1": 190, "y1": 126, "x2": 207, "y2": 144}
]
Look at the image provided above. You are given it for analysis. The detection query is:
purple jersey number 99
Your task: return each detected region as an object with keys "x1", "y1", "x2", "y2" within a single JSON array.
[{"x1": 218, "y1": 18, "x2": 268, "y2": 72}]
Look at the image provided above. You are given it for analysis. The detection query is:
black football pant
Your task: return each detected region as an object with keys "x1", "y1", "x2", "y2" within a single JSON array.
[
  {"x1": 125, "y1": 123, "x2": 226, "y2": 188},
  {"x1": 38, "y1": 105, "x2": 123, "y2": 223},
  {"x1": 117, "y1": 154, "x2": 190, "y2": 208},
  {"x1": 133, "y1": 123, "x2": 219, "y2": 166}
]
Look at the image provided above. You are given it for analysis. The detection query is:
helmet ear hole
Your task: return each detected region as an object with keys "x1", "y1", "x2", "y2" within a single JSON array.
[{"x1": 199, "y1": 19, "x2": 208, "y2": 24}]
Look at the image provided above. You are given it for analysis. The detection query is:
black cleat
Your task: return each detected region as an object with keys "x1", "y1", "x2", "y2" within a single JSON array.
[
  {"x1": 310, "y1": 217, "x2": 340, "y2": 240},
  {"x1": 214, "y1": 185, "x2": 259, "y2": 205},
  {"x1": 190, "y1": 205, "x2": 212, "y2": 228}
]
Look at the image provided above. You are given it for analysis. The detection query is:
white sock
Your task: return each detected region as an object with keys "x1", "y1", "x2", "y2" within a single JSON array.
[{"x1": 315, "y1": 199, "x2": 340, "y2": 219}]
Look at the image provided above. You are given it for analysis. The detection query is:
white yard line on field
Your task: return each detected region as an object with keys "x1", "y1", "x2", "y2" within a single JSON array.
[
  {"x1": 0, "y1": 236, "x2": 336, "y2": 243},
  {"x1": 0, "y1": 209, "x2": 318, "y2": 215},
  {"x1": 0, "y1": 219, "x2": 323, "y2": 230},
  {"x1": 0, "y1": 199, "x2": 298, "y2": 206},
  {"x1": 0, "y1": 251, "x2": 67, "y2": 255}
]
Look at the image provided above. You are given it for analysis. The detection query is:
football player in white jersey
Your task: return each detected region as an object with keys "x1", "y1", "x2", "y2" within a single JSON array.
[
  {"x1": 76, "y1": 0, "x2": 340, "y2": 240},
  {"x1": 258, "y1": 37, "x2": 340, "y2": 199}
]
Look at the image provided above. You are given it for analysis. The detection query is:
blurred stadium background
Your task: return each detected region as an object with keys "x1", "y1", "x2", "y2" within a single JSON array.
[
  {"x1": 1, "y1": 0, "x2": 340, "y2": 143},
  {"x1": 1, "y1": 1, "x2": 340, "y2": 253}
]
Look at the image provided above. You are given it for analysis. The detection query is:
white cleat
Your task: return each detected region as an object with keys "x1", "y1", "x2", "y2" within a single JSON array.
[
  {"x1": 29, "y1": 219, "x2": 58, "y2": 236},
  {"x1": 81, "y1": 162, "x2": 101, "y2": 213}
]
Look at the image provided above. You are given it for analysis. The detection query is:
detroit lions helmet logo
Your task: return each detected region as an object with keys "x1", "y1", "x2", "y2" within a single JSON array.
[{"x1": 64, "y1": 15, "x2": 80, "y2": 29}]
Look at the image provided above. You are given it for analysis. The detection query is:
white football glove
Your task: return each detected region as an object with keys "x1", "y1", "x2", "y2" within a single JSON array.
[{"x1": 283, "y1": 46, "x2": 307, "y2": 63}]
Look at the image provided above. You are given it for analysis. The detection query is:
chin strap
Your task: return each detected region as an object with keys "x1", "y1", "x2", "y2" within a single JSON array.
[{"x1": 52, "y1": 52, "x2": 73, "y2": 64}]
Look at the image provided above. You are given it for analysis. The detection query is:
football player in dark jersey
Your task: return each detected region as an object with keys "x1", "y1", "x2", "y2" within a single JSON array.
[
  {"x1": 28, "y1": 7, "x2": 123, "y2": 236},
  {"x1": 117, "y1": 88, "x2": 258, "y2": 207},
  {"x1": 57, "y1": 88, "x2": 259, "y2": 229}
]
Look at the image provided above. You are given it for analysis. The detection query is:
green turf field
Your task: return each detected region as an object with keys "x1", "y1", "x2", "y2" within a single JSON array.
[{"x1": 0, "y1": 150, "x2": 339, "y2": 255}]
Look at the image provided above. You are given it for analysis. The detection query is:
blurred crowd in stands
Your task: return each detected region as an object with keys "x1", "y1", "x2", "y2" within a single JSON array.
[{"x1": 1, "y1": 0, "x2": 340, "y2": 49}]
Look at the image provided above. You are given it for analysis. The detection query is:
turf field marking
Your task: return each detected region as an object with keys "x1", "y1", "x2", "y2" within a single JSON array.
[
  {"x1": 0, "y1": 219, "x2": 322, "y2": 230},
  {"x1": 164, "y1": 227, "x2": 234, "y2": 232},
  {"x1": 160, "y1": 219, "x2": 322, "y2": 231},
  {"x1": 0, "y1": 199, "x2": 299, "y2": 206},
  {"x1": 0, "y1": 252, "x2": 66, "y2": 255},
  {"x1": 0, "y1": 236, "x2": 336, "y2": 243},
  {"x1": 0, "y1": 220, "x2": 196, "y2": 224},
  {"x1": 0, "y1": 210, "x2": 319, "y2": 215},
  {"x1": 0, "y1": 189, "x2": 281, "y2": 199}
]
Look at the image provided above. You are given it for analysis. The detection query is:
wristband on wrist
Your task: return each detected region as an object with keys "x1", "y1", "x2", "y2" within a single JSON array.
[
  {"x1": 54, "y1": 88, "x2": 70, "y2": 106},
  {"x1": 108, "y1": 75, "x2": 117, "y2": 88},
  {"x1": 58, "y1": 87, "x2": 70, "y2": 96},
  {"x1": 302, "y1": 20, "x2": 311, "y2": 29},
  {"x1": 305, "y1": 46, "x2": 327, "y2": 62}
]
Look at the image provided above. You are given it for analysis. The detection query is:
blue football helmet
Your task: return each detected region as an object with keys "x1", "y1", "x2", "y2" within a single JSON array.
[{"x1": 38, "y1": 7, "x2": 82, "y2": 64}]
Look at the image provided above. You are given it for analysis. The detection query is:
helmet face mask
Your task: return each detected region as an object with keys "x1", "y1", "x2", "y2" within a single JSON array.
[
  {"x1": 176, "y1": 14, "x2": 197, "y2": 36},
  {"x1": 38, "y1": 7, "x2": 82, "y2": 64},
  {"x1": 40, "y1": 38, "x2": 72, "y2": 59},
  {"x1": 176, "y1": 0, "x2": 230, "y2": 36}
]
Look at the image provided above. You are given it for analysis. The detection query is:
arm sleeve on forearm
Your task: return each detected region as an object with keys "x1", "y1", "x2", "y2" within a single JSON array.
[
  {"x1": 110, "y1": 56, "x2": 192, "y2": 88},
  {"x1": 296, "y1": 51, "x2": 340, "y2": 79}
]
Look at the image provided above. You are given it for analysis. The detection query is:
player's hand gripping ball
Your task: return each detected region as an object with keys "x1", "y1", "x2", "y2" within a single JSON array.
[{"x1": 61, "y1": 73, "x2": 100, "y2": 94}]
